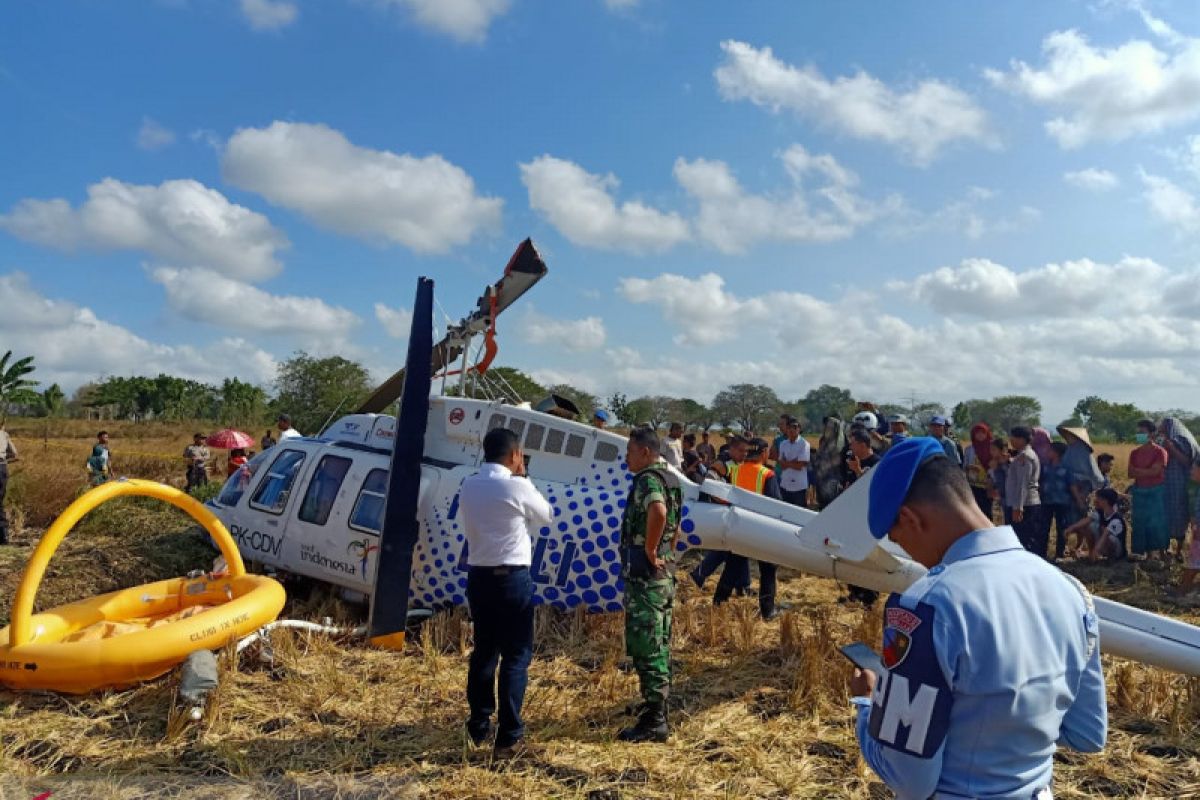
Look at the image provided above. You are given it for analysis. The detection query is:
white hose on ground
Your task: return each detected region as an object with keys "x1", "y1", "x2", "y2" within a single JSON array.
[{"x1": 235, "y1": 620, "x2": 365, "y2": 653}]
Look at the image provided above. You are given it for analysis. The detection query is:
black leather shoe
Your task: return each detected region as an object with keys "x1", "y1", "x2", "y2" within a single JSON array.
[{"x1": 466, "y1": 719, "x2": 493, "y2": 747}]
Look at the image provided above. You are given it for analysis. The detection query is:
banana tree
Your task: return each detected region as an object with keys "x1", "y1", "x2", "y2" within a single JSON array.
[{"x1": 0, "y1": 351, "x2": 39, "y2": 427}]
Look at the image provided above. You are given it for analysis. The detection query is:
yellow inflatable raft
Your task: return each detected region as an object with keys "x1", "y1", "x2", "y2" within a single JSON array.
[{"x1": 0, "y1": 479, "x2": 286, "y2": 694}]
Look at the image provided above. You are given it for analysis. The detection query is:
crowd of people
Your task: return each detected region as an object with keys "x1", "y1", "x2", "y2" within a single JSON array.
[{"x1": 649, "y1": 403, "x2": 1200, "y2": 599}]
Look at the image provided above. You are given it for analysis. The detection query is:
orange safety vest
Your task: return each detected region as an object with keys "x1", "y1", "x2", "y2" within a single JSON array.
[{"x1": 728, "y1": 462, "x2": 773, "y2": 494}]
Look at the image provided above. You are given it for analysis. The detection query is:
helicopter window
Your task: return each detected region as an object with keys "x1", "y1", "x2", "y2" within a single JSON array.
[
  {"x1": 524, "y1": 423, "x2": 545, "y2": 451},
  {"x1": 298, "y1": 455, "x2": 353, "y2": 526},
  {"x1": 544, "y1": 428, "x2": 565, "y2": 454},
  {"x1": 594, "y1": 441, "x2": 619, "y2": 462},
  {"x1": 487, "y1": 413, "x2": 506, "y2": 431},
  {"x1": 249, "y1": 449, "x2": 307, "y2": 515},
  {"x1": 565, "y1": 434, "x2": 585, "y2": 458},
  {"x1": 350, "y1": 468, "x2": 389, "y2": 534},
  {"x1": 215, "y1": 449, "x2": 272, "y2": 507},
  {"x1": 508, "y1": 418, "x2": 526, "y2": 438}
]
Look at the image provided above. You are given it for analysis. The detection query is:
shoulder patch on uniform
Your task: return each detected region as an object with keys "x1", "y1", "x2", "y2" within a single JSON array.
[{"x1": 883, "y1": 606, "x2": 921, "y2": 669}]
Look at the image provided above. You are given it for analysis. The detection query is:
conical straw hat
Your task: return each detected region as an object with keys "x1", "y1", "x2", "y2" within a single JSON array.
[{"x1": 1056, "y1": 425, "x2": 1094, "y2": 451}]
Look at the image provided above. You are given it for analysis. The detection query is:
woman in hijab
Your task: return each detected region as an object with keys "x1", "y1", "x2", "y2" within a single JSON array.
[
  {"x1": 962, "y1": 422, "x2": 994, "y2": 517},
  {"x1": 812, "y1": 415, "x2": 848, "y2": 508},
  {"x1": 1158, "y1": 417, "x2": 1199, "y2": 558}
]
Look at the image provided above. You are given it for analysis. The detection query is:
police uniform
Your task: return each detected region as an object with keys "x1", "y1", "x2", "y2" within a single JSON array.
[
  {"x1": 620, "y1": 458, "x2": 682, "y2": 740},
  {"x1": 856, "y1": 438, "x2": 1106, "y2": 799}
]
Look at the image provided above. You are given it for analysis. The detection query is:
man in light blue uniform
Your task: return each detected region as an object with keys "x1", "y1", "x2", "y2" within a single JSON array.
[{"x1": 849, "y1": 437, "x2": 1107, "y2": 799}]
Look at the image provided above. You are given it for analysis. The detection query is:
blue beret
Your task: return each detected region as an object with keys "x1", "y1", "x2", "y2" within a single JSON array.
[
  {"x1": 868, "y1": 437, "x2": 949, "y2": 539},
  {"x1": 593, "y1": 409, "x2": 610, "y2": 422}
]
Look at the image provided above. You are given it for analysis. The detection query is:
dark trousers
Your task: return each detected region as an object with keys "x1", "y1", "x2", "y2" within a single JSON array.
[
  {"x1": 1042, "y1": 503, "x2": 1072, "y2": 558},
  {"x1": 466, "y1": 567, "x2": 534, "y2": 748},
  {"x1": 186, "y1": 465, "x2": 208, "y2": 492},
  {"x1": 697, "y1": 550, "x2": 751, "y2": 589},
  {"x1": 1012, "y1": 505, "x2": 1046, "y2": 558},
  {"x1": 780, "y1": 488, "x2": 808, "y2": 508},
  {"x1": 715, "y1": 556, "x2": 777, "y2": 615},
  {"x1": 0, "y1": 462, "x2": 8, "y2": 544},
  {"x1": 971, "y1": 487, "x2": 993, "y2": 521}
]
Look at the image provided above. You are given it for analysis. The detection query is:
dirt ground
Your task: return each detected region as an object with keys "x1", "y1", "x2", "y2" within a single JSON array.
[{"x1": 0, "y1": 425, "x2": 1197, "y2": 798}]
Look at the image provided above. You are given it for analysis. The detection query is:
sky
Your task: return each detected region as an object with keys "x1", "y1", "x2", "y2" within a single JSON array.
[{"x1": 3, "y1": 0, "x2": 1200, "y2": 426}]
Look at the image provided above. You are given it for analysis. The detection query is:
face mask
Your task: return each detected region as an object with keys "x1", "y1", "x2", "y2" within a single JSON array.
[{"x1": 1135, "y1": 432, "x2": 1150, "y2": 445}]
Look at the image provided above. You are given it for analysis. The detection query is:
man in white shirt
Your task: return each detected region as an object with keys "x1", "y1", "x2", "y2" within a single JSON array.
[
  {"x1": 276, "y1": 414, "x2": 303, "y2": 440},
  {"x1": 459, "y1": 427, "x2": 553, "y2": 758},
  {"x1": 776, "y1": 416, "x2": 811, "y2": 508},
  {"x1": 661, "y1": 422, "x2": 684, "y2": 468}
]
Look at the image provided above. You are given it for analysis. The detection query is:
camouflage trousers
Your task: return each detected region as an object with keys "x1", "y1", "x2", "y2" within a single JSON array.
[{"x1": 624, "y1": 575, "x2": 675, "y2": 707}]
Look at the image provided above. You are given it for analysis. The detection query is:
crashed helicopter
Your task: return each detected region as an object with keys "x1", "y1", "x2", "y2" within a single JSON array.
[{"x1": 208, "y1": 239, "x2": 1200, "y2": 675}]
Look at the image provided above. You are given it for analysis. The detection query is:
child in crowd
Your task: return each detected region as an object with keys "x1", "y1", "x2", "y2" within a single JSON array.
[
  {"x1": 1063, "y1": 488, "x2": 1127, "y2": 562},
  {"x1": 1097, "y1": 453, "x2": 1115, "y2": 488},
  {"x1": 989, "y1": 437, "x2": 1010, "y2": 525},
  {"x1": 1043, "y1": 441, "x2": 1074, "y2": 560}
]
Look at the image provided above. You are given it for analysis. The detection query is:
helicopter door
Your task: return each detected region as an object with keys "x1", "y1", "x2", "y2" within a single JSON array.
[{"x1": 281, "y1": 452, "x2": 361, "y2": 588}]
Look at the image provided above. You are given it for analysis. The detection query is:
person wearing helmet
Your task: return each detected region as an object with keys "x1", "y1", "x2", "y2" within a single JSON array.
[{"x1": 853, "y1": 411, "x2": 878, "y2": 430}]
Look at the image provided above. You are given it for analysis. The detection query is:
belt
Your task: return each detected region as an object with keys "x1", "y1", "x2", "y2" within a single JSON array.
[{"x1": 469, "y1": 565, "x2": 529, "y2": 575}]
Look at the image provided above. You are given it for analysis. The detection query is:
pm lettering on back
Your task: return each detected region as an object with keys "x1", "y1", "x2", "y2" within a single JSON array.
[
  {"x1": 869, "y1": 671, "x2": 945, "y2": 756},
  {"x1": 868, "y1": 597, "x2": 953, "y2": 758}
]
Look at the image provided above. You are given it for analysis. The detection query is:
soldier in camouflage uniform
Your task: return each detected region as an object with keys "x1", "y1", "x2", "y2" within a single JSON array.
[{"x1": 618, "y1": 426, "x2": 683, "y2": 743}]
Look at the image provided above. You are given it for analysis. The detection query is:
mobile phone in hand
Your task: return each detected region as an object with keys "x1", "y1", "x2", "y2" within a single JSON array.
[{"x1": 839, "y1": 641, "x2": 884, "y2": 674}]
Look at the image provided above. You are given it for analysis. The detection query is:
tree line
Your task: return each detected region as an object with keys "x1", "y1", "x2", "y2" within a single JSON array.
[{"x1": 2, "y1": 348, "x2": 1196, "y2": 443}]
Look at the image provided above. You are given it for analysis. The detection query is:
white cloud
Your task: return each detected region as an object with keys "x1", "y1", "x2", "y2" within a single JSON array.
[
  {"x1": 985, "y1": 28, "x2": 1200, "y2": 148},
  {"x1": 151, "y1": 267, "x2": 360, "y2": 337},
  {"x1": 223, "y1": 121, "x2": 502, "y2": 253},
  {"x1": 240, "y1": 0, "x2": 298, "y2": 31},
  {"x1": 136, "y1": 117, "x2": 176, "y2": 151},
  {"x1": 517, "y1": 307, "x2": 607, "y2": 352},
  {"x1": 714, "y1": 40, "x2": 993, "y2": 165},
  {"x1": 0, "y1": 272, "x2": 278, "y2": 390},
  {"x1": 1139, "y1": 170, "x2": 1200, "y2": 232},
  {"x1": 887, "y1": 187, "x2": 1040, "y2": 241},
  {"x1": 609, "y1": 263, "x2": 1200, "y2": 421},
  {"x1": 675, "y1": 146, "x2": 887, "y2": 253},
  {"x1": 1064, "y1": 167, "x2": 1120, "y2": 191},
  {"x1": 377, "y1": 0, "x2": 510, "y2": 43},
  {"x1": 520, "y1": 156, "x2": 690, "y2": 254},
  {"x1": 891, "y1": 256, "x2": 1166, "y2": 317},
  {"x1": 0, "y1": 178, "x2": 287, "y2": 282},
  {"x1": 374, "y1": 303, "x2": 413, "y2": 338}
]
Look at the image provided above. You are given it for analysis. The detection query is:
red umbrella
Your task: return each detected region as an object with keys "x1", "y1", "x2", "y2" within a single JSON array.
[{"x1": 206, "y1": 429, "x2": 256, "y2": 450}]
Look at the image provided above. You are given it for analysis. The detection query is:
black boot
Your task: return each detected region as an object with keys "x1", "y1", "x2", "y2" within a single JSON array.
[{"x1": 617, "y1": 703, "x2": 668, "y2": 743}]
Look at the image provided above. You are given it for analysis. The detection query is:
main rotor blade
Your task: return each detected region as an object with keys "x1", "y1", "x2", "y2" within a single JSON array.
[{"x1": 357, "y1": 238, "x2": 549, "y2": 414}]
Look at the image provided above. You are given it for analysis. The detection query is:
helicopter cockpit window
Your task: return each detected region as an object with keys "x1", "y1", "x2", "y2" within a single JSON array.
[
  {"x1": 565, "y1": 434, "x2": 585, "y2": 458},
  {"x1": 350, "y1": 468, "x2": 389, "y2": 534},
  {"x1": 215, "y1": 449, "x2": 272, "y2": 507},
  {"x1": 298, "y1": 455, "x2": 353, "y2": 526},
  {"x1": 524, "y1": 423, "x2": 545, "y2": 451},
  {"x1": 508, "y1": 418, "x2": 526, "y2": 439},
  {"x1": 487, "y1": 413, "x2": 506, "y2": 432},
  {"x1": 250, "y1": 449, "x2": 307, "y2": 515},
  {"x1": 594, "y1": 441, "x2": 619, "y2": 462},
  {"x1": 544, "y1": 428, "x2": 565, "y2": 454}
]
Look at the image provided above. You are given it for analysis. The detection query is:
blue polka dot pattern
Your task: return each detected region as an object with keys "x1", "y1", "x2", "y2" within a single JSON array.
[{"x1": 401, "y1": 464, "x2": 698, "y2": 615}]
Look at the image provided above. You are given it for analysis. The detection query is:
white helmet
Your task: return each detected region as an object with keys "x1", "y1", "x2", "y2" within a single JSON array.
[{"x1": 852, "y1": 411, "x2": 878, "y2": 429}]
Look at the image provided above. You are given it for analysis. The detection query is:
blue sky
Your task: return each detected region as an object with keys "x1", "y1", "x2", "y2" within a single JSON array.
[{"x1": 3, "y1": 0, "x2": 1200, "y2": 425}]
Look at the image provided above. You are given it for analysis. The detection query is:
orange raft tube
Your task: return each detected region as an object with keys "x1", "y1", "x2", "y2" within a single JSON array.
[{"x1": 0, "y1": 479, "x2": 286, "y2": 694}]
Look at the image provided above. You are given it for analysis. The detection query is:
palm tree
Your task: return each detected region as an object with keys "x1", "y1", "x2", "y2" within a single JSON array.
[{"x1": 0, "y1": 351, "x2": 39, "y2": 426}]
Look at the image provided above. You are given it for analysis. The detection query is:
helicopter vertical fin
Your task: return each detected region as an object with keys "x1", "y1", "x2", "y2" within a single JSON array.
[{"x1": 368, "y1": 276, "x2": 435, "y2": 649}]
